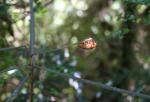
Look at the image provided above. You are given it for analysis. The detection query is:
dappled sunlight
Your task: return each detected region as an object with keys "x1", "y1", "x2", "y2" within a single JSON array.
[
  {"x1": 0, "y1": 0, "x2": 150, "y2": 101},
  {"x1": 69, "y1": 72, "x2": 82, "y2": 94}
]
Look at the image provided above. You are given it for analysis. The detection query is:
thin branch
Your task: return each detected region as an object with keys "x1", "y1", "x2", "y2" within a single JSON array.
[
  {"x1": 12, "y1": 0, "x2": 54, "y2": 24},
  {"x1": 0, "y1": 64, "x2": 28, "y2": 74},
  {"x1": 43, "y1": 0, "x2": 54, "y2": 7},
  {"x1": 29, "y1": 0, "x2": 35, "y2": 101},
  {"x1": 0, "y1": 67, "x2": 16, "y2": 74},
  {"x1": 6, "y1": 76, "x2": 28, "y2": 102},
  {"x1": 35, "y1": 65, "x2": 150, "y2": 99},
  {"x1": 0, "y1": 46, "x2": 26, "y2": 52},
  {"x1": 0, "y1": 41, "x2": 76, "y2": 55},
  {"x1": 46, "y1": 43, "x2": 78, "y2": 53},
  {"x1": 29, "y1": 0, "x2": 35, "y2": 55}
]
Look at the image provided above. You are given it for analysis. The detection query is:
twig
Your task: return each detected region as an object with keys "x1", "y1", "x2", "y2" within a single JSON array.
[
  {"x1": 12, "y1": 0, "x2": 54, "y2": 24},
  {"x1": 43, "y1": 0, "x2": 54, "y2": 7},
  {"x1": 46, "y1": 43, "x2": 78, "y2": 52},
  {"x1": 6, "y1": 76, "x2": 28, "y2": 102},
  {"x1": 0, "y1": 46, "x2": 26, "y2": 52},
  {"x1": 29, "y1": 0, "x2": 35, "y2": 101},
  {"x1": 35, "y1": 65, "x2": 150, "y2": 99},
  {"x1": 0, "y1": 64, "x2": 28, "y2": 74}
]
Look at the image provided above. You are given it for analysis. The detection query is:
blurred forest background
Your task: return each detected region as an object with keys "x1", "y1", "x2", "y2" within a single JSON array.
[{"x1": 0, "y1": 0, "x2": 150, "y2": 102}]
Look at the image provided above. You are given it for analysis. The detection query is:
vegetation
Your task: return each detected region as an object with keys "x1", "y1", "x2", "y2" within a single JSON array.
[{"x1": 0, "y1": 0, "x2": 150, "y2": 101}]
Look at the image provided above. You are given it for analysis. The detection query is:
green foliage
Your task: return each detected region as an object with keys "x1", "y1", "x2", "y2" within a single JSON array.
[
  {"x1": 125, "y1": 0, "x2": 150, "y2": 5},
  {"x1": 0, "y1": 0, "x2": 150, "y2": 101},
  {"x1": 0, "y1": 4, "x2": 9, "y2": 15},
  {"x1": 111, "y1": 28, "x2": 130, "y2": 39}
]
